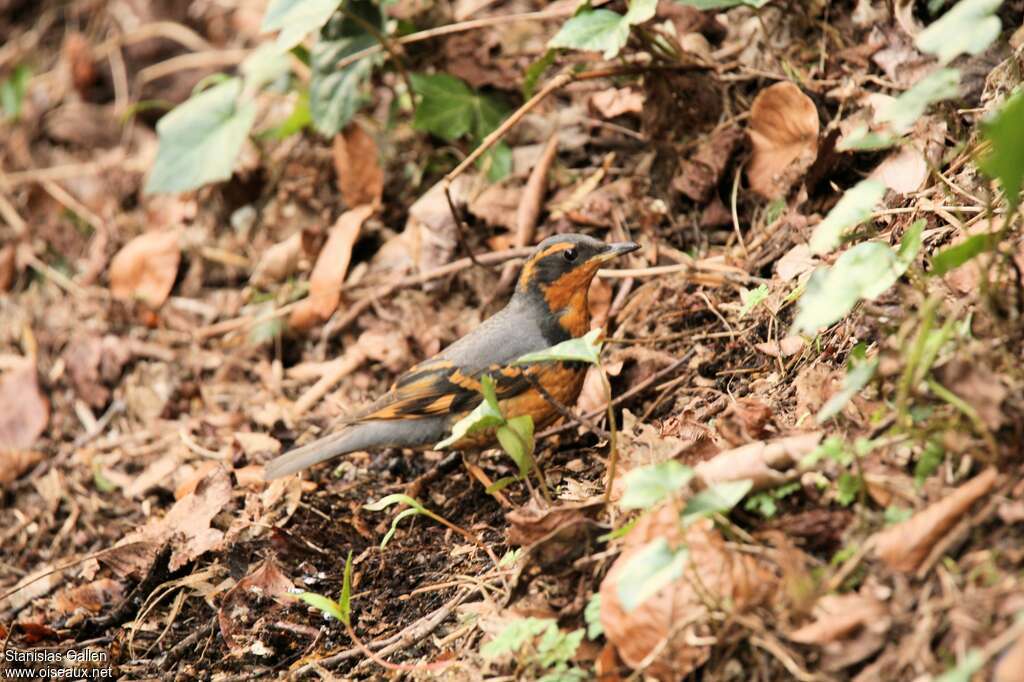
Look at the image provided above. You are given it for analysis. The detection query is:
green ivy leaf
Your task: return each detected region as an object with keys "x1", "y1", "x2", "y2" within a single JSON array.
[
  {"x1": 615, "y1": 539, "x2": 688, "y2": 613},
  {"x1": 914, "y1": 441, "x2": 945, "y2": 486},
  {"x1": 309, "y1": 4, "x2": 381, "y2": 136},
  {"x1": 584, "y1": 594, "x2": 604, "y2": 639},
  {"x1": 836, "y1": 471, "x2": 862, "y2": 506},
  {"x1": 496, "y1": 415, "x2": 535, "y2": 478},
  {"x1": 877, "y1": 69, "x2": 960, "y2": 135},
  {"x1": 619, "y1": 461, "x2": 694, "y2": 510},
  {"x1": 548, "y1": 0, "x2": 656, "y2": 60},
  {"x1": 536, "y1": 626, "x2": 584, "y2": 668},
  {"x1": 436, "y1": 375, "x2": 505, "y2": 449},
  {"x1": 793, "y1": 220, "x2": 923, "y2": 334},
  {"x1": 682, "y1": 479, "x2": 753, "y2": 524},
  {"x1": 516, "y1": 328, "x2": 604, "y2": 366},
  {"x1": 808, "y1": 179, "x2": 886, "y2": 255},
  {"x1": 240, "y1": 42, "x2": 292, "y2": 91},
  {"x1": 262, "y1": 0, "x2": 343, "y2": 50},
  {"x1": 481, "y1": 618, "x2": 555, "y2": 659},
  {"x1": 145, "y1": 77, "x2": 256, "y2": 194},
  {"x1": 930, "y1": 232, "x2": 995, "y2": 275},
  {"x1": 979, "y1": 88, "x2": 1024, "y2": 211},
  {"x1": 915, "y1": 0, "x2": 1002, "y2": 65}
]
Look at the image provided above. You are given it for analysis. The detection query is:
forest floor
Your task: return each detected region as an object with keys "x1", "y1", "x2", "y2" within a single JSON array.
[{"x1": 1, "y1": 0, "x2": 1024, "y2": 680}]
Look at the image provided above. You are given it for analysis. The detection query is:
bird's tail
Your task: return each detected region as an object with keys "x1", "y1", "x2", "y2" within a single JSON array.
[{"x1": 263, "y1": 417, "x2": 446, "y2": 480}]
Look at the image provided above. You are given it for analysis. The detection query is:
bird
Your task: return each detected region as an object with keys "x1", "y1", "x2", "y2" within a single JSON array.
[{"x1": 264, "y1": 233, "x2": 639, "y2": 480}]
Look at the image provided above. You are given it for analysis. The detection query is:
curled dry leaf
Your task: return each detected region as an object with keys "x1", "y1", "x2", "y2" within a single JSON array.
[
  {"x1": 52, "y1": 578, "x2": 124, "y2": 616},
  {"x1": 600, "y1": 509, "x2": 775, "y2": 679},
  {"x1": 506, "y1": 498, "x2": 602, "y2": 547},
  {"x1": 694, "y1": 431, "x2": 822, "y2": 493},
  {"x1": 715, "y1": 397, "x2": 775, "y2": 447},
  {"x1": 0, "y1": 361, "x2": 49, "y2": 452},
  {"x1": 218, "y1": 556, "x2": 294, "y2": 654},
  {"x1": 754, "y1": 336, "x2": 806, "y2": 359},
  {"x1": 289, "y1": 204, "x2": 374, "y2": 331},
  {"x1": 250, "y1": 232, "x2": 302, "y2": 287},
  {"x1": 103, "y1": 465, "x2": 233, "y2": 578},
  {"x1": 874, "y1": 467, "x2": 998, "y2": 573},
  {"x1": 747, "y1": 82, "x2": 820, "y2": 199},
  {"x1": 108, "y1": 229, "x2": 181, "y2": 308},
  {"x1": 673, "y1": 125, "x2": 744, "y2": 202},
  {"x1": 0, "y1": 243, "x2": 15, "y2": 291},
  {"x1": 612, "y1": 410, "x2": 694, "y2": 500},
  {"x1": 788, "y1": 590, "x2": 891, "y2": 671},
  {"x1": 333, "y1": 122, "x2": 384, "y2": 209}
]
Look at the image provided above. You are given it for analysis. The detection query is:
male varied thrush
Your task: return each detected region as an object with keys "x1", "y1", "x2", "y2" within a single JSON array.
[{"x1": 265, "y1": 234, "x2": 638, "y2": 480}]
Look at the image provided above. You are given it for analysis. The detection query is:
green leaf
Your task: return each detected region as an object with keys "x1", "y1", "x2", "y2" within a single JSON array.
[
  {"x1": 523, "y1": 50, "x2": 556, "y2": 99},
  {"x1": 801, "y1": 436, "x2": 847, "y2": 468},
  {"x1": 536, "y1": 626, "x2": 584, "y2": 668},
  {"x1": 411, "y1": 72, "x2": 510, "y2": 142},
  {"x1": 619, "y1": 461, "x2": 694, "y2": 510},
  {"x1": 744, "y1": 492, "x2": 777, "y2": 518},
  {"x1": 297, "y1": 591, "x2": 347, "y2": 621},
  {"x1": 262, "y1": 0, "x2": 343, "y2": 50},
  {"x1": 145, "y1": 77, "x2": 257, "y2": 194},
  {"x1": 364, "y1": 493, "x2": 426, "y2": 513},
  {"x1": 914, "y1": 441, "x2": 945, "y2": 486},
  {"x1": 240, "y1": 42, "x2": 292, "y2": 91},
  {"x1": 808, "y1": 179, "x2": 886, "y2": 255},
  {"x1": 516, "y1": 328, "x2": 604, "y2": 366},
  {"x1": 338, "y1": 549, "x2": 353, "y2": 626},
  {"x1": 793, "y1": 220, "x2": 923, "y2": 334},
  {"x1": 481, "y1": 618, "x2": 554, "y2": 659},
  {"x1": 930, "y1": 233, "x2": 995, "y2": 275},
  {"x1": 379, "y1": 507, "x2": 419, "y2": 549},
  {"x1": 0, "y1": 65, "x2": 31, "y2": 120},
  {"x1": 739, "y1": 284, "x2": 769, "y2": 318},
  {"x1": 915, "y1": 0, "x2": 1002, "y2": 65},
  {"x1": 309, "y1": 5, "x2": 380, "y2": 136},
  {"x1": 623, "y1": 0, "x2": 658, "y2": 24},
  {"x1": 486, "y1": 475, "x2": 519, "y2": 494},
  {"x1": 436, "y1": 375, "x2": 505, "y2": 449},
  {"x1": 836, "y1": 471, "x2": 862, "y2": 506},
  {"x1": 259, "y1": 90, "x2": 312, "y2": 140},
  {"x1": 884, "y1": 506, "x2": 913, "y2": 525},
  {"x1": 682, "y1": 479, "x2": 753, "y2": 524},
  {"x1": 979, "y1": 88, "x2": 1024, "y2": 211},
  {"x1": 837, "y1": 125, "x2": 898, "y2": 152},
  {"x1": 549, "y1": 9, "x2": 631, "y2": 60},
  {"x1": 584, "y1": 594, "x2": 604, "y2": 639},
  {"x1": 816, "y1": 356, "x2": 878, "y2": 423},
  {"x1": 877, "y1": 68, "x2": 960, "y2": 135},
  {"x1": 497, "y1": 414, "x2": 535, "y2": 478},
  {"x1": 482, "y1": 142, "x2": 512, "y2": 182},
  {"x1": 615, "y1": 539, "x2": 688, "y2": 613}
]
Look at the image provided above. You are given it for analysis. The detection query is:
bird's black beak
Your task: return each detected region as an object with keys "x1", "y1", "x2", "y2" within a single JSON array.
[{"x1": 596, "y1": 241, "x2": 640, "y2": 262}]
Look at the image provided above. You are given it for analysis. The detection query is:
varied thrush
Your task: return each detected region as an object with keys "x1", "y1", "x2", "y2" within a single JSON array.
[{"x1": 265, "y1": 234, "x2": 638, "y2": 479}]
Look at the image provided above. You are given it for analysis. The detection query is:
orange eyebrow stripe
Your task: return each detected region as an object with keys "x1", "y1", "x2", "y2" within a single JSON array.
[{"x1": 538, "y1": 242, "x2": 573, "y2": 258}]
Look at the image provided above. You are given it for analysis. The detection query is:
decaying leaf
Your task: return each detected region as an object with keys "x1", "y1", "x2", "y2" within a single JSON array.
[
  {"x1": 250, "y1": 232, "x2": 303, "y2": 287},
  {"x1": 52, "y1": 578, "x2": 124, "y2": 615},
  {"x1": 0, "y1": 244, "x2": 15, "y2": 291},
  {"x1": 869, "y1": 144, "x2": 928, "y2": 194},
  {"x1": 64, "y1": 334, "x2": 131, "y2": 408},
  {"x1": 674, "y1": 125, "x2": 743, "y2": 202},
  {"x1": 506, "y1": 498, "x2": 602, "y2": 547},
  {"x1": 874, "y1": 467, "x2": 999, "y2": 573},
  {"x1": 103, "y1": 466, "x2": 233, "y2": 577},
  {"x1": 747, "y1": 82, "x2": 820, "y2": 199},
  {"x1": 219, "y1": 556, "x2": 294, "y2": 654},
  {"x1": 333, "y1": 122, "x2": 384, "y2": 209},
  {"x1": 108, "y1": 229, "x2": 181, "y2": 307},
  {"x1": 0, "y1": 450, "x2": 45, "y2": 486},
  {"x1": 694, "y1": 432, "x2": 822, "y2": 492},
  {"x1": 289, "y1": 204, "x2": 373, "y2": 330},
  {"x1": 788, "y1": 590, "x2": 891, "y2": 671},
  {"x1": 600, "y1": 508, "x2": 775, "y2": 679},
  {"x1": 0, "y1": 360, "x2": 49, "y2": 452},
  {"x1": 590, "y1": 87, "x2": 644, "y2": 118}
]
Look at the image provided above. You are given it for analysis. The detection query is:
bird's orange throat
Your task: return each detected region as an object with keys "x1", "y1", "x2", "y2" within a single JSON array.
[{"x1": 542, "y1": 264, "x2": 597, "y2": 337}]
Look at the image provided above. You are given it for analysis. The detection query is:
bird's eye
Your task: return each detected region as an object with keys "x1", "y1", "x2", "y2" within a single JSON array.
[{"x1": 563, "y1": 248, "x2": 578, "y2": 263}]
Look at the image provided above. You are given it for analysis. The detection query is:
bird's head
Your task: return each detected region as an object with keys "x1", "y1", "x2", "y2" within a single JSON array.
[{"x1": 515, "y1": 233, "x2": 638, "y2": 336}]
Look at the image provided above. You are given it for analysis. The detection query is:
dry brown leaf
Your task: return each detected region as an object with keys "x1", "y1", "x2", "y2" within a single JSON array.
[
  {"x1": 590, "y1": 87, "x2": 644, "y2": 118},
  {"x1": 612, "y1": 410, "x2": 695, "y2": 500},
  {"x1": 869, "y1": 145, "x2": 928, "y2": 194},
  {"x1": 747, "y1": 82, "x2": 819, "y2": 199},
  {"x1": 289, "y1": 204, "x2": 373, "y2": 330},
  {"x1": 788, "y1": 590, "x2": 891, "y2": 670},
  {"x1": 0, "y1": 563, "x2": 62, "y2": 613},
  {"x1": 0, "y1": 243, "x2": 15, "y2": 291},
  {"x1": 219, "y1": 556, "x2": 294, "y2": 654},
  {"x1": 794, "y1": 364, "x2": 841, "y2": 417},
  {"x1": 250, "y1": 232, "x2": 302, "y2": 287},
  {"x1": 104, "y1": 465, "x2": 233, "y2": 577},
  {"x1": 108, "y1": 229, "x2": 181, "y2": 307},
  {"x1": 52, "y1": 578, "x2": 124, "y2": 615},
  {"x1": 874, "y1": 467, "x2": 999, "y2": 572},
  {"x1": 506, "y1": 499, "x2": 601, "y2": 547},
  {"x1": 0, "y1": 361, "x2": 49, "y2": 452},
  {"x1": 0, "y1": 450, "x2": 45, "y2": 485},
  {"x1": 775, "y1": 243, "x2": 818, "y2": 282},
  {"x1": 124, "y1": 453, "x2": 178, "y2": 498},
  {"x1": 333, "y1": 123, "x2": 384, "y2": 209},
  {"x1": 716, "y1": 397, "x2": 775, "y2": 447},
  {"x1": 754, "y1": 335, "x2": 805, "y2": 358},
  {"x1": 673, "y1": 125, "x2": 743, "y2": 202},
  {"x1": 995, "y1": 631, "x2": 1024, "y2": 682},
  {"x1": 64, "y1": 334, "x2": 131, "y2": 408},
  {"x1": 600, "y1": 509, "x2": 775, "y2": 679},
  {"x1": 234, "y1": 432, "x2": 282, "y2": 458},
  {"x1": 935, "y1": 359, "x2": 1007, "y2": 430},
  {"x1": 694, "y1": 431, "x2": 822, "y2": 492}
]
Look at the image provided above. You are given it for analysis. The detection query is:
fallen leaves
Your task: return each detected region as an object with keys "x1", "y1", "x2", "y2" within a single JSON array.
[
  {"x1": 788, "y1": 589, "x2": 892, "y2": 671},
  {"x1": 108, "y1": 229, "x2": 181, "y2": 308},
  {"x1": 0, "y1": 360, "x2": 49, "y2": 452},
  {"x1": 289, "y1": 204, "x2": 374, "y2": 331},
  {"x1": 218, "y1": 557, "x2": 295, "y2": 655},
  {"x1": 747, "y1": 82, "x2": 819, "y2": 199},
  {"x1": 694, "y1": 432, "x2": 822, "y2": 493},
  {"x1": 599, "y1": 509, "x2": 775, "y2": 680},
  {"x1": 333, "y1": 122, "x2": 384, "y2": 209},
  {"x1": 874, "y1": 467, "x2": 999, "y2": 573},
  {"x1": 0, "y1": 450, "x2": 45, "y2": 486}
]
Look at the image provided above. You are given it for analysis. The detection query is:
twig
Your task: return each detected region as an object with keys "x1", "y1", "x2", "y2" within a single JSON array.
[
  {"x1": 292, "y1": 348, "x2": 367, "y2": 417},
  {"x1": 136, "y1": 49, "x2": 250, "y2": 86}
]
